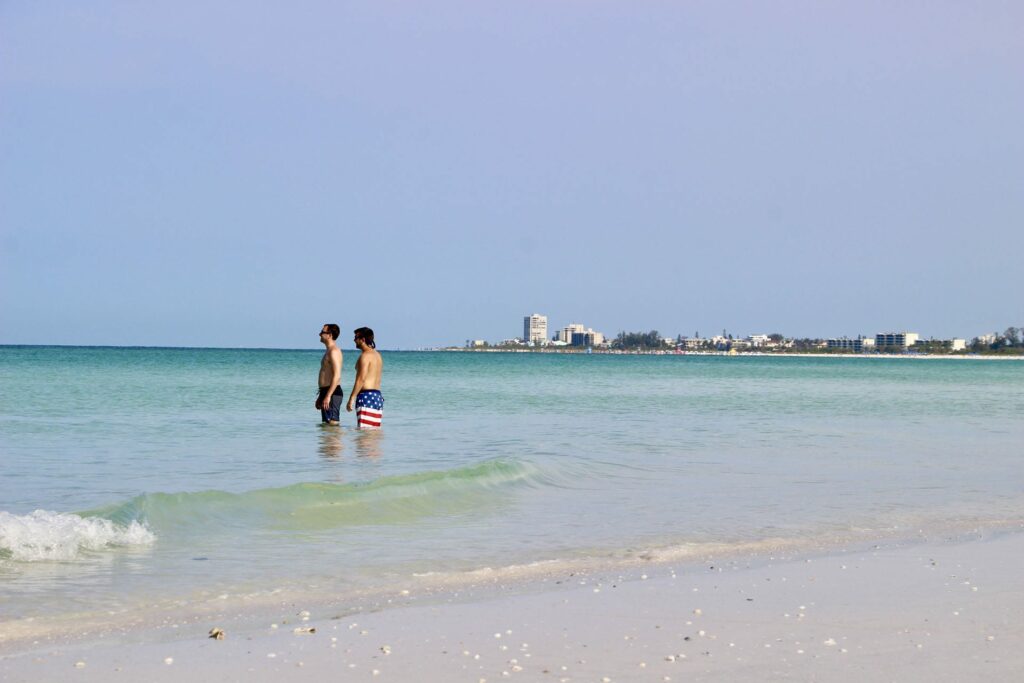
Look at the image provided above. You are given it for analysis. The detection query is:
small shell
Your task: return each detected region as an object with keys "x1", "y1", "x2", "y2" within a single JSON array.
[{"x1": 209, "y1": 627, "x2": 225, "y2": 640}]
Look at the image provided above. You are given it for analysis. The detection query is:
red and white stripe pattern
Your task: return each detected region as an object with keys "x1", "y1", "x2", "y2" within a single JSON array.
[{"x1": 355, "y1": 390, "x2": 383, "y2": 430}]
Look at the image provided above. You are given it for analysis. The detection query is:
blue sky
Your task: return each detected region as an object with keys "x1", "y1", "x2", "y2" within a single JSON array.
[{"x1": 2, "y1": 2, "x2": 1021, "y2": 348}]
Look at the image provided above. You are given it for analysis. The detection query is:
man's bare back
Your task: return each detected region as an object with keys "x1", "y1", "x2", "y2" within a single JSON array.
[{"x1": 354, "y1": 348, "x2": 382, "y2": 391}]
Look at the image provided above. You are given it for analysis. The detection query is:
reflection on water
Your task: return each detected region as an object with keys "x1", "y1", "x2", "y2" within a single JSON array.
[
  {"x1": 354, "y1": 430, "x2": 383, "y2": 459},
  {"x1": 317, "y1": 425, "x2": 344, "y2": 459},
  {"x1": 317, "y1": 426, "x2": 383, "y2": 460}
]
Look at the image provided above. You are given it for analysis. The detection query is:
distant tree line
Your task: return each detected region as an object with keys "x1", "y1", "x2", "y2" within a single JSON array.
[
  {"x1": 612, "y1": 330, "x2": 669, "y2": 350},
  {"x1": 970, "y1": 326, "x2": 1023, "y2": 354},
  {"x1": 912, "y1": 340, "x2": 954, "y2": 354},
  {"x1": 790, "y1": 338, "x2": 825, "y2": 351}
]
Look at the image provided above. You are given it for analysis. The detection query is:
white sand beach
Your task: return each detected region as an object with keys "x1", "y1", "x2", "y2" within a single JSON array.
[{"x1": 4, "y1": 531, "x2": 1022, "y2": 683}]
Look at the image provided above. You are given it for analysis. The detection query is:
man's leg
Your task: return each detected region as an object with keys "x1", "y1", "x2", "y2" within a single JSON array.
[
  {"x1": 319, "y1": 388, "x2": 332, "y2": 423},
  {"x1": 324, "y1": 391, "x2": 343, "y2": 424}
]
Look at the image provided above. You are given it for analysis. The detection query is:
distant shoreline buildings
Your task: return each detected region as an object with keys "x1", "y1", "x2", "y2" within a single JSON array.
[
  {"x1": 461, "y1": 315, "x2": 999, "y2": 355},
  {"x1": 480, "y1": 314, "x2": 608, "y2": 349},
  {"x1": 555, "y1": 323, "x2": 605, "y2": 347}
]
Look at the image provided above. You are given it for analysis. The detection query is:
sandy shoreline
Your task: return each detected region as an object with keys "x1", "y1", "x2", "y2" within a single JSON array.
[{"x1": 3, "y1": 531, "x2": 1022, "y2": 682}]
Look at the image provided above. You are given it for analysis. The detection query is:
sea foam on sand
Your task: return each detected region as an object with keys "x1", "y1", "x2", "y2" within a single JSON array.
[{"x1": 0, "y1": 510, "x2": 154, "y2": 562}]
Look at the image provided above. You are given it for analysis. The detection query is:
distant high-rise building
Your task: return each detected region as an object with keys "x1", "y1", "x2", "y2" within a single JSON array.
[
  {"x1": 559, "y1": 322, "x2": 605, "y2": 347},
  {"x1": 524, "y1": 314, "x2": 548, "y2": 345},
  {"x1": 558, "y1": 323, "x2": 585, "y2": 343},
  {"x1": 570, "y1": 331, "x2": 598, "y2": 347}
]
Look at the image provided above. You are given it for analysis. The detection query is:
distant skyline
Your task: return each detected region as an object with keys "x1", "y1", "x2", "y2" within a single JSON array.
[
  {"x1": 470, "y1": 315, "x2": 991, "y2": 348},
  {"x1": 3, "y1": 2, "x2": 1022, "y2": 349}
]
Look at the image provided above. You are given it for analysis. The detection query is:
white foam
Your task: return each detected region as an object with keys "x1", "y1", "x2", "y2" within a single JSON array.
[{"x1": 0, "y1": 510, "x2": 155, "y2": 561}]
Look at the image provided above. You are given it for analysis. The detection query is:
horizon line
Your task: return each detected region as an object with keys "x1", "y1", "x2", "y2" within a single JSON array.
[{"x1": 0, "y1": 343, "x2": 429, "y2": 352}]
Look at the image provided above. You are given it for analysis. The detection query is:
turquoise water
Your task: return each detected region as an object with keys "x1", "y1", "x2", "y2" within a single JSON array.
[{"x1": 2, "y1": 347, "x2": 1023, "y2": 633}]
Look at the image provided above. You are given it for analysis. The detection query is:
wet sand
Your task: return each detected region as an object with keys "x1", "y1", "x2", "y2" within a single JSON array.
[{"x1": 3, "y1": 532, "x2": 1023, "y2": 682}]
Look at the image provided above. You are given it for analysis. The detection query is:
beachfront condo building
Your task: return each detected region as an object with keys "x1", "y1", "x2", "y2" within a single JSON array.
[
  {"x1": 875, "y1": 332, "x2": 920, "y2": 349},
  {"x1": 524, "y1": 314, "x2": 548, "y2": 346},
  {"x1": 558, "y1": 323, "x2": 605, "y2": 347},
  {"x1": 827, "y1": 337, "x2": 876, "y2": 352},
  {"x1": 571, "y1": 331, "x2": 605, "y2": 347},
  {"x1": 558, "y1": 323, "x2": 585, "y2": 343}
]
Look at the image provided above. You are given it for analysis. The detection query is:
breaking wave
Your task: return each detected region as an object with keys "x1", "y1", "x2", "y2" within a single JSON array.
[
  {"x1": 0, "y1": 510, "x2": 155, "y2": 562},
  {"x1": 92, "y1": 458, "x2": 541, "y2": 531},
  {"x1": 1, "y1": 459, "x2": 540, "y2": 561}
]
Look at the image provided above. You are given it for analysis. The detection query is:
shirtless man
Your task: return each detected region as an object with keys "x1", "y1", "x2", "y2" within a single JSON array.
[
  {"x1": 316, "y1": 323, "x2": 344, "y2": 424},
  {"x1": 347, "y1": 327, "x2": 384, "y2": 429}
]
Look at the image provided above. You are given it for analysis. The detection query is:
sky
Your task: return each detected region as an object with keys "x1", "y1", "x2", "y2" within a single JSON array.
[{"x1": 2, "y1": 1, "x2": 1022, "y2": 349}]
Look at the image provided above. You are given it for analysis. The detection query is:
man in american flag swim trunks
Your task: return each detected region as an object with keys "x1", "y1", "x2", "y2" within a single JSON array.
[{"x1": 347, "y1": 327, "x2": 384, "y2": 429}]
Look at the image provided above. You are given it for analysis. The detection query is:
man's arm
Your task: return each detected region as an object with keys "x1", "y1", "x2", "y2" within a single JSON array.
[{"x1": 347, "y1": 355, "x2": 365, "y2": 412}]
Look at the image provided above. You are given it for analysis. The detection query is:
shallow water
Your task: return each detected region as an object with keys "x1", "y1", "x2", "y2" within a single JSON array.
[{"x1": 2, "y1": 347, "x2": 1023, "y2": 627}]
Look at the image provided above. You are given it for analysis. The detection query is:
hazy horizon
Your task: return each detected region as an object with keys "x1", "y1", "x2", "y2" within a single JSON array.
[{"x1": 3, "y1": 2, "x2": 1022, "y2": 348}]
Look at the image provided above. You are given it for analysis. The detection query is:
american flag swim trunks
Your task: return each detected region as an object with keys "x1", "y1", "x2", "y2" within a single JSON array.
[{"x1": 355, "y1": 389, "x2": 384, "y2": 429}]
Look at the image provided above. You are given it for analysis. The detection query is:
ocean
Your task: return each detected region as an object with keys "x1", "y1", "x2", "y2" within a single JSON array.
[{"x1": 2, "y1": 347, "x2": 1022, "y2": 639}]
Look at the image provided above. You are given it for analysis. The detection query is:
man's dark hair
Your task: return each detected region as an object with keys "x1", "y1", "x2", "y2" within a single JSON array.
[
  {"x1": 354, "y1": 327, "x2": 375, "y2": 349},
  {"x1": 325, "y1": 323, "x2": 340, "y2": 340}
]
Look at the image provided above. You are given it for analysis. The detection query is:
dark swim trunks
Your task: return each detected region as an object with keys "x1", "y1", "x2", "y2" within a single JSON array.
[{"x1": 318, "y1": 386, "x2": 344, "y2": 423}]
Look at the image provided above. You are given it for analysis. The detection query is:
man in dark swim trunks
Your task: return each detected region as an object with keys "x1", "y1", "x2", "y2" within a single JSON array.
[
  {"x1": 316, "y1": 323, "x2": 344, "y2": 424},
  {"x1": 347, "y1": 327, "x2": 384, "y2": 429}
]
